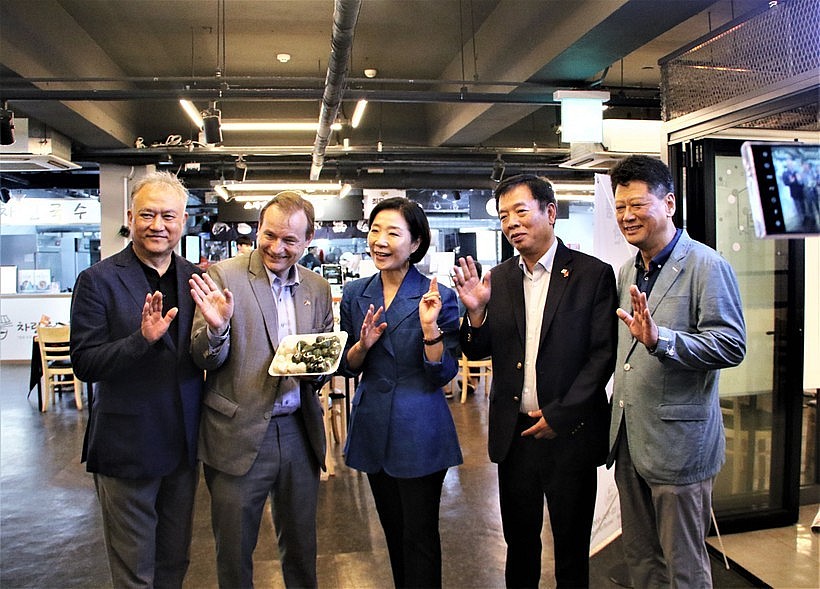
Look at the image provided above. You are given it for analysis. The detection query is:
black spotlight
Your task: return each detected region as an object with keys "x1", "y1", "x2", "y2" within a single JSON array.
[
  {"x1": 0, "y1": 104, "x2": 15, "y2": 146},
  {"x1": 490, "y1": 155, "x2": 506, "y2": 183},
  {"x1": 453, "y1": 190, "x2": 462, "y2": 201},
  {"x1": 233, "y1": 156, "x2": 247, "y2": 182},
  {"x1": 0, "y1": 187, "x2": 11, "y2": 204},
  {"x1": 202, "y1": 104, "x2": 222, "y2": 145}
]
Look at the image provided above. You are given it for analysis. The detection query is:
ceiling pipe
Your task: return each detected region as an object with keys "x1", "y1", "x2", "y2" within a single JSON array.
[
  {"x1": 0, "y1": 87, "x2": 659, "y2": 109},
  {"x1": 310, "y1": 0, "x2": 362, "y2": 180}
]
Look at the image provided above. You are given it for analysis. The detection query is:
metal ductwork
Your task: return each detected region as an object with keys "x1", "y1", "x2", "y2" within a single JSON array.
[{"x1": 310, "y1": 0, "x2": 362, "y2": 180}]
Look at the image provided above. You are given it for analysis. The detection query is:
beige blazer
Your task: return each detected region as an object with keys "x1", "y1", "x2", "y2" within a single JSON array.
[{"x1": 191, "y1": 251, "x2": 334, "y2": 476}]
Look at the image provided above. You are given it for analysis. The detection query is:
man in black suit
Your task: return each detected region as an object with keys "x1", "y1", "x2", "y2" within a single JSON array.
[
  {"x1": 70, "y1": 171, "x2": 204, "y2": 588},
  {"x1": 454, "y1": 174, "x2": 617, "y2": 588}
]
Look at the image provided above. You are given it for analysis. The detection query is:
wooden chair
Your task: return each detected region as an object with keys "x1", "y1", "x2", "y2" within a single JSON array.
[
  {"x1": 36, "y1": 325, "x2": 83, "y2": 412},
  {"x1": 319, "y1": 377, "x2": 349, "y2": 479},
  {"x1": 459, "y1": 354, "x2": 492, "y2": 403}
]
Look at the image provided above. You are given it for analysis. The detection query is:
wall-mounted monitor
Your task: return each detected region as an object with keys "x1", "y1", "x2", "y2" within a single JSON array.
[{"x1": 741, "y1": 141, "x2": 820, "y2": 238}]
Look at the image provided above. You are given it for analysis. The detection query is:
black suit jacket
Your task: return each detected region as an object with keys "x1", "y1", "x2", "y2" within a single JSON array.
[
  {"x1": 461, "y1": 239, "x2": 617, "y2": 467},
  {"x1": 70, "y1": 244, "x2": 204, "y2": 478}
]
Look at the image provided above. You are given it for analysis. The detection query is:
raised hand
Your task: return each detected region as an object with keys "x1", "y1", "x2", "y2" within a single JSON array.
[
  {"x1": 141, "y1": 291, "x2": 177, "y2": 344},
  {"x1": 452, "y1": 256, "x2": 491, "y2": 323},
  {"x1": 359, "y1": 304, "x2": 387, "y2": 350},
  {"x1": 189, "y1": 273, "x2": 234, "y2": 334},
  {"x1": 616, "y1": 284, "x2": 659, "y2": 350},
  {"x1": 419, "y1": 276, "x2": 442, "y2": 327}
]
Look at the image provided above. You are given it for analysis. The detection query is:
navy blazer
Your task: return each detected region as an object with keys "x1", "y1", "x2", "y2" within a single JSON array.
[
  {"x1": 70, "y1": 244, "x2": 204, "y2": 479},
  {"x1": 461, "y1": 239, "x2": 617, "y2": 467},
  {"x1": 339, "y1": 266, "x2": 463, "y2": 477}
]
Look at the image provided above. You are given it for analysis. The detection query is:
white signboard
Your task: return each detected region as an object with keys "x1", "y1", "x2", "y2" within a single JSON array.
[
  {"x1": 0, "y1": 295, "x2": 72, "y2": 360},
  {"x1": 0, "y1": 198, "x2": 100, "y2": 226},
  {"x1": 589, "y1": 173, "x2": 637, "y2": 554}
]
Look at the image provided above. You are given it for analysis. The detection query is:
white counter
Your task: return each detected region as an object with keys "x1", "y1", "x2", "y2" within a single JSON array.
[{"x1": 0, "y1": 294, "x2": 72, "y2": 361}]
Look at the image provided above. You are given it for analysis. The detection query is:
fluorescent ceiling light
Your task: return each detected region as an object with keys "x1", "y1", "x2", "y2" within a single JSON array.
[
  {"x1": 215, "y1": 181, "x2": 344, "y2": 201},
  {"x1": 221, "y1": 182, "x2": 342, "y2": 192},
  {"x1": 179, "y1": 99, "x2": 204, "y2": 128},
  {"x1": 179, "y1": 101, "x2": 342, "y2": 132},
  {"x1": 551, "y1": 182, "x2": 594, "y2": 203},
  {"x1": 551, "y1": 183, "x2": 593, "y2": 192},
  {"x1": 220, "y1": 121, "x2": 343, "y2": 132},
  {"x1": 351, "y1": 100, "x2": 367, "y2": 128}
]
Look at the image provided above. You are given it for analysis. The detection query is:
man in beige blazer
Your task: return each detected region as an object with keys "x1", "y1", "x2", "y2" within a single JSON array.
[{"x1": 190, "y1": 191, "x2": 333, "y2": 588}]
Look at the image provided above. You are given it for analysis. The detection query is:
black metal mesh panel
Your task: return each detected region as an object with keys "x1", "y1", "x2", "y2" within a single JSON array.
[
  {"x1": 661, "y1": 0, "x2": 820, "y2": 127},
  {"x1": 736, "y1": 102, "x2": 819, "y2": 130}
]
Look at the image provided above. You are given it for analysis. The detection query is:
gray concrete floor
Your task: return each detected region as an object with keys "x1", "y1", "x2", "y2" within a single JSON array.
[{"x1": 0, "y1": 363, "x2": 773, "y2": 588}]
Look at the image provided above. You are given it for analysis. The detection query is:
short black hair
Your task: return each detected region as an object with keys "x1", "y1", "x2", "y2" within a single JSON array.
[
  {"x1": 236, "y1": 235, "x2": 253, "y2": 246},
  {"x1": 493, "y1": 173, "x2": 556, "y2": 213},
  {"x1": 609, "y1": 155, "x2": 674, "y2": 197},
  {"x1": 368, "y1": 196, "x2": 431, "y2": 265}
]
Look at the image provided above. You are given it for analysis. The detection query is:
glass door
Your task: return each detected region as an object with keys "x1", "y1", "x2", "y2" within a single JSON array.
[{"x1": 672, "y1": 138, "x2": 803, "y2": 533}]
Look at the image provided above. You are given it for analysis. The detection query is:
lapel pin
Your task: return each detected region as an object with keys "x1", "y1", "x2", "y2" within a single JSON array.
[
  {"x1": 561, "y1": 268, "x2": 569, "y2": 278},
  {"x1": 303, "y1": 299, "x2": 311, "y2": 306}
]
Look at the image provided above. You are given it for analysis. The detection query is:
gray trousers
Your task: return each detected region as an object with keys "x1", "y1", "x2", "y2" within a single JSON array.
[
  {"x1": 94, "y1": 465, "x2": 198, "y2": 589},
  {"x1": 615, "y1": 433, "x2": 714, "y2": 589},
  {"x1": 205, "y1": 412, "x2": 320, "y2": 589}
]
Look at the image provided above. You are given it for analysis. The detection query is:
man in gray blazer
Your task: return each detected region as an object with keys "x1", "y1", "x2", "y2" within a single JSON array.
[
  {"x1": 189, "y1": 191, "x2": 333, "y2": 588},
  {"x1": 607, "y1": 156, "x2": 746, "y2": 588}
]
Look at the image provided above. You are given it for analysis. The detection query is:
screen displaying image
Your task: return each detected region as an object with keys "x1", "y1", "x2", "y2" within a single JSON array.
[{"x1": 741, "y1": 142, "x2": 820, "y2": 238}]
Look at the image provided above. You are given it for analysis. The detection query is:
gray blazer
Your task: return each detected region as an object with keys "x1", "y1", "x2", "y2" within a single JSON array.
[
  {"x1": 608, "y1": 230, "x2": 746, "y2": 485},
  {"x1": 191, "y1": 251, "x2": 334, "y2": 476}
]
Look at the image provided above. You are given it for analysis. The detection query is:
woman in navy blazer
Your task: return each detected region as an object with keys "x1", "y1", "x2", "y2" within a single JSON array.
[{"x1": 340, "y1": 197, "x2": 462, "y2": 588}]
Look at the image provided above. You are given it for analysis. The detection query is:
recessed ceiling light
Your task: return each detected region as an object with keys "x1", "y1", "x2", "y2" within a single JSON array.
[
  {"x1": 277, "y1": 53, "x2": 291, "y2": 63},
  {"x1": 363, "y1": 68, "x2": 378, "y2": 78}
]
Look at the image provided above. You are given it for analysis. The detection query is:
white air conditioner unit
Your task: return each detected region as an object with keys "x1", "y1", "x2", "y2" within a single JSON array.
[
  {"x1": 0, "y1": 154, "x2": 81, "y2": 172},
  {"x1": 558, "y1": 145, "x2": 632, "y2": 170},
  {"x1": 558, "y1": 119, "x2": 662, "y2": 170},
  {"x1": 0, "y1": 118, "x2": 81, "y2": 172}
]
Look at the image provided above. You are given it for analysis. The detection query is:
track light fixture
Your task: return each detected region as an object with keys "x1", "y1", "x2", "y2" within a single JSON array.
[
  {"x1": 490, "y1": 155, "x2": 506, "y2": 183},
  {"x1": 0, "y1": 187, "x2": 11, "y2": 204},
  {"x1": 233, "y1": 156, "x2": 247, "y2": 182},
  {"x1": 0, "y1": 102, "x2": 15, "y2": 146},
  {"x1": 202, "y1": 103, "x2": 223, "y2": 145}
]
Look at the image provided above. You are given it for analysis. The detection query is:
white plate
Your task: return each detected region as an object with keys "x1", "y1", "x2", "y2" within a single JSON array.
[{"x1": 268, "y1": 331, "x2": 348, "y2": 376}]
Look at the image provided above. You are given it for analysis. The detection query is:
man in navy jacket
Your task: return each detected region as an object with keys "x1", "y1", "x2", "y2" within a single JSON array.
[
  {"x1": 71, "y1": 171, "x2": 203, "y2": 589},
  {"x1": 456, "y1": 174, "x2": 617, "y2": 588}
]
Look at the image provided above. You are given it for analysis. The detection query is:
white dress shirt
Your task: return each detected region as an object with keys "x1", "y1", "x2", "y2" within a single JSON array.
[{"x1": 518, "y1": 239, "x2": 557, "y2": 413}]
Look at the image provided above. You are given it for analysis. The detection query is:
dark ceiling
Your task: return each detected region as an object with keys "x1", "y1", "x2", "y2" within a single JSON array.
[{"x1": 0, "y1": 0, "x2": 766, "y2": 195}]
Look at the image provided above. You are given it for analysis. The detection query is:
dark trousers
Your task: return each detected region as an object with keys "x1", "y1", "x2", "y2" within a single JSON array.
[
  {"x1": 94, "y1": 464, "x2": 198, "y2": 589},
  {"x1": 367, "y1": 468, "x2": 448, "y2": 589},
  {"x1": 498, "y1": 414, "x2": 597, "y2": 589},
  {"x1": 205, "y1": 412, "x2": 320, "y2": 589}
]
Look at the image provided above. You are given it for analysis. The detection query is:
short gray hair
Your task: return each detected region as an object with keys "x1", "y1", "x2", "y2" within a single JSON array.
[{"x1": 129, "y1": 171, "x2": 189, "y2": 207}]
